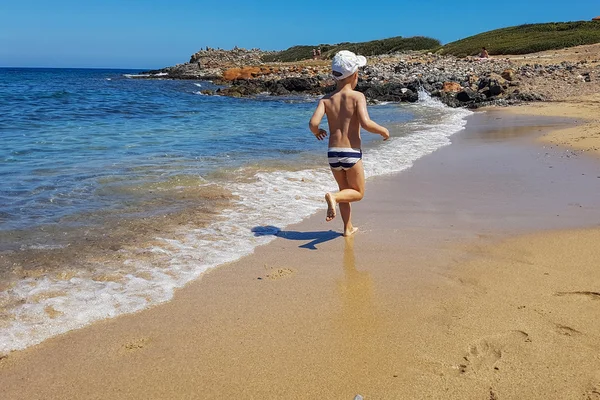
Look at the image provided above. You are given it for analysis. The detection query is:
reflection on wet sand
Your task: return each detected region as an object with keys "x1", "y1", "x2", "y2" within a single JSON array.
[{"x1": 337, "y1": 236, "x2": 377, "y2": 340}]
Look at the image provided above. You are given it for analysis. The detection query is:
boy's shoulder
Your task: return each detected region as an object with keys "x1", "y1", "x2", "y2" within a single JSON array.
[
  {"x1": 345, "y1": 89, "x2": 366, "y2": 103},
  {"x1": 351, "y1": 89, "x2": 366, "y2": 99},
  {"x1": 321, "y1": 89, "x2": 365, "y2": 103}
]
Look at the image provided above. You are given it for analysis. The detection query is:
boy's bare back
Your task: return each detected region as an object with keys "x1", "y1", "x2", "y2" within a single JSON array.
[
  {"x1": 311, "y1": 87, "x2": 389, "y2": 147},
  {"x1": 321, "y1": 89, "x2": 365, "y2": 149}
]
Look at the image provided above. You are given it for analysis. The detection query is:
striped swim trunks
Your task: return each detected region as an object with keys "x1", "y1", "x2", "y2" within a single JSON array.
[{"x1": 327, "y1": 147, "x2": 362, "y2": 171}]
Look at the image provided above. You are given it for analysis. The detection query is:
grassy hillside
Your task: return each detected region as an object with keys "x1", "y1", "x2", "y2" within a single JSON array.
[
  {"x1": 439, "y1": 21, "x2": 600, "y2": 57},
  {"x1": 262, "y1": 36, "x2": 440, "y2": 62}
]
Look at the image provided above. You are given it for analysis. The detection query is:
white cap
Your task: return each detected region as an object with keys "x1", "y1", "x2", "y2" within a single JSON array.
[{"x1": 331, "y1": 50, "x2": 367, "y2": 80}]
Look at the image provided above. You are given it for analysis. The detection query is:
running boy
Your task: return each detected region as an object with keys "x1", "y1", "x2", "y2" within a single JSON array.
[{"x1": 309, "y1": 50, "x2": 390, "y2": 237}]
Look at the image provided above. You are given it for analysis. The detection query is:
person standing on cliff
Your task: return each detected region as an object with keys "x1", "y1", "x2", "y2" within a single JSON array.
[{"x1": 308, "y1": 50, "x2": 390, "y2": 237}]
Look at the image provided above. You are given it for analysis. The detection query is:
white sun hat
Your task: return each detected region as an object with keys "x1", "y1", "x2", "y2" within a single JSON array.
[{"x1": 331, "y1": 50, "x2": 367, "y2": 80}]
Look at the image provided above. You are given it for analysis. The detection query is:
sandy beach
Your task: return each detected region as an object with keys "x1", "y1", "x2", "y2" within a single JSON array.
[{"x1": 2, "y1": 100, "x2": 600, "y2": 399}]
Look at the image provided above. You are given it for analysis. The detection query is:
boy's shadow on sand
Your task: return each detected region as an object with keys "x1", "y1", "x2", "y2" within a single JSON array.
[{"x1": 252, "y1": 225, "x2": 342, "y2": 250}]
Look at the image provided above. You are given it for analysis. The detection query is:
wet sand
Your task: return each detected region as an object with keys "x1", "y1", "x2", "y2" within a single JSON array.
[
  {"x1": 1, "y1": 109, "x2": 600, "y2": 399},
  {"x1": 503, "y1": 93, "x2": 600, "y2": 157}
]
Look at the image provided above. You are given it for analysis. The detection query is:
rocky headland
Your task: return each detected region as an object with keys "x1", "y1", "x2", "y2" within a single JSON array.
[{"x1": 140, "y1": 45, "x2": 600, "y2": 108}]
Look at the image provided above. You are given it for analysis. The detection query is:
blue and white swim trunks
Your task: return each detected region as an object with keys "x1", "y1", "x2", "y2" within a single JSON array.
[{"x1": 327, "y1": 147, "x2": 362, "y2": 171}]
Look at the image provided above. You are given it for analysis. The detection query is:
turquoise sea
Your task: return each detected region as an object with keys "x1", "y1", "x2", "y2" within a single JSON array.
[{"x1": 0, "y1": 67, "x2": 471, "y2": 354}]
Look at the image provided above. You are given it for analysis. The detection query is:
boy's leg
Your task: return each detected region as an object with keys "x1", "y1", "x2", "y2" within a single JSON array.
[
  {"x1": 338, "y1": 202, "x2": 355, "y2": 236},
  {"x1": 331, "y1": 160, "x2": 365, "y2": 203},
  {"x1": 326, "y1": 161, "x2": 365, "y2": 236}
]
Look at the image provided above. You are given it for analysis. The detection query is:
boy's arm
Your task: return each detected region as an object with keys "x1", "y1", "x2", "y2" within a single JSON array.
[
  {"x1": 309, "y1": 100, "x2": 327, "y2": 141},
  {"x1": 356, "y1": 93, "x2": 390, "y2": 140}
]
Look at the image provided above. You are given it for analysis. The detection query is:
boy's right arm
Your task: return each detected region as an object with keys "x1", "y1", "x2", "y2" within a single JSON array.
[
  {"x1": 356, "y1": 93, "x2": 390, "y2": 140},
  {"x1": 309, "y1": 99, "x2": 327, "y2": 141}
]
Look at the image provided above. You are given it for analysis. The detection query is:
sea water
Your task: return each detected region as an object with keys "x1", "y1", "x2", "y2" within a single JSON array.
[{"x1": 0, "y1": 68, "x2": 471, "y2": 354}]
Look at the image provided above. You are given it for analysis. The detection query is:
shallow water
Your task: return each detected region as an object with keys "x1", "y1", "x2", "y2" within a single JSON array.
[{"x1": 0, "y1": 68, "x2": 471, "y2": 354}]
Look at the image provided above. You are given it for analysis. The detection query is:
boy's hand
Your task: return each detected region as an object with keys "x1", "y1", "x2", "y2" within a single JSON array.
[
  {"x1": 314, "y1": 128, "x2": 327, "y2": 141},
  {"x1": 381, "y1": 128, "x2": 390, "y2": 141}
]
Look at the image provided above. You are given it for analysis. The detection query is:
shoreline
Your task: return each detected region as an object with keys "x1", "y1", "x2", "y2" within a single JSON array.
[
  {"x1": 0, "y1": 97, "x2": 468, "y2": 355},
  {"x1": 499, "y1": 93, "x2": 600, "y2": 157},
  {"x1": 2, "y1": 103, "x2": 600, "y2": 398}
]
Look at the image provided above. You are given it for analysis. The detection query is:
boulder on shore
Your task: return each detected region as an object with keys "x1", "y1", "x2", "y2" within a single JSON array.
[{"x1": 442, "y1": 82, "x2": 462, "y2": 93}]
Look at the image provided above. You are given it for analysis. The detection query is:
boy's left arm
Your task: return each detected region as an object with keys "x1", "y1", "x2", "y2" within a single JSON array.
[{"x1": 309, "y1": 100, "x2": 327, "y2": 140}]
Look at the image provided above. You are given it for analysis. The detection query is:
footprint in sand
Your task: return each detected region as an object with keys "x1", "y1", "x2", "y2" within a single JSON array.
[
  {"x1": 266, "y1": 268, "x2": 295, "y2": 280},
  {"x1": 121, "y1": 337, "x2": 150, "y2": 352},
  {"x1": 259, "y1": 265, "x2": 296, "y2": 281},
  {"x1": 456, "y1": 330, "x2": 530, "y2": 374},
  {"x1": 584, "y1": 372, "x2": 600, "y2": 400},
  {"x1": 489, "y1": 387, "x2": 500, "y2": 400},
  {"x1": 555, "y1": 324, "x2": 582, "y2": 337},
  {"x1": 555, "y1": 291, "x2": 600, "y2": 301}
]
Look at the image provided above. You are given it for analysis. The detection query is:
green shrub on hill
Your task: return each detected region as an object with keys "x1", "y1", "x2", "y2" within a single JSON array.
[
  {"x1": 262, "y1": 36, "x2": 441, "y2": 62},
  {"x1": 439, "y1": 21, "x2": 600, "y2": 57}
]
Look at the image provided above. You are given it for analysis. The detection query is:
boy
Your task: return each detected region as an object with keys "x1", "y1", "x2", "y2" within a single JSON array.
[{"x1": 309, "y1": 50, "x2": 390, "y2": 237}]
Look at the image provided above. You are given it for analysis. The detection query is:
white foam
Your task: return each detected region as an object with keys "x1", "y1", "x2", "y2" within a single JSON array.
[
  {"x1": 26, "y1": 244, "x2": 68, "y2": 250},
  {"x1": 0, "y1": 96, "x2": 471, "y2": 355},
  {"x1": 123, "y1": 72, "x2": 168, "y2": 78}
]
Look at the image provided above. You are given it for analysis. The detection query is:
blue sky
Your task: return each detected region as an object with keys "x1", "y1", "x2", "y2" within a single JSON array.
[{"x1": 1, "y1": 0, "x2": 598, "y2": 69}]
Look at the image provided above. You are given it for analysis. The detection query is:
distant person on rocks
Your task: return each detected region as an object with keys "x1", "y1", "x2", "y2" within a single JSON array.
[
  {"x1": 313, "y1": 48, "x2": 317, "y2": 60},
  {"x1": 308, "y1": 50, "x2": 390, "y2": 237},
  {"x1": 480, "y1": 47, "x2": 490, "y2": 59},
  {"x1": 317, "y1": 47, "x2": 322, "y2": 59}
]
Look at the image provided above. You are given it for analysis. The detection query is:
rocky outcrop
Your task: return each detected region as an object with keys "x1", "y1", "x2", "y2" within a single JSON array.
[
  {"x1": 135, "y1": 48, "x2": 600, "y2": 108},
  {"x1": 189, "y1": 47, "x2": 270, "y2": 67}
]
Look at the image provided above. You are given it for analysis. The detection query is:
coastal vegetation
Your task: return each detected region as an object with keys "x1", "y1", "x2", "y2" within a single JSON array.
[
  {"x1": 260, "y1": 21, "x2": 600, "y2": 62},
  {"x1": 261, "y1": 36, "x2": 441, "y2": 62},
  {"x1": 439, "y1": 21, "x2": 600, "y2": 57}
]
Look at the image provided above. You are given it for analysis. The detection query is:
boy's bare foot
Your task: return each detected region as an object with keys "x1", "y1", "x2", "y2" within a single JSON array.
[
  {"x1": 325, "y1": 193, "x2": 336, "y2": 221},
  {"x1": 344, "y1": 227, "x2": 359, "y2": 237}
]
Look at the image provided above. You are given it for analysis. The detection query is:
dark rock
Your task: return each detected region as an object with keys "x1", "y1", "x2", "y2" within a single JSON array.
[
  {"x1": 269, "y1": 83, "x2": 291, "y2": 96},
  {"x1": 488, "y1": 85, "x2": 504, "y2": 97},
  {"x1": 456, "y1": 88, "x2": 483, "y2": 102},
  {"x1": 438, "y1": 92, "x2": 462, "y2": 108},
  {"x1": 357, "y1": 83, "x2": 418, "y2": 102},
  {"x1": 507, "y1": 92, "x2": 545, "y2": 102},
  {"x1": 279, "y1": 77, "x2": 318, "y2": 92}
]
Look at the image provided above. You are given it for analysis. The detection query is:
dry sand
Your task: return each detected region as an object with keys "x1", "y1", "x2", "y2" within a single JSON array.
[
  {"x1": 505, "y1": 43, "x2": 600, "y2": 66},
  {"x1": 1, "y1": 106, "x2": 600, "y2": 399}
]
